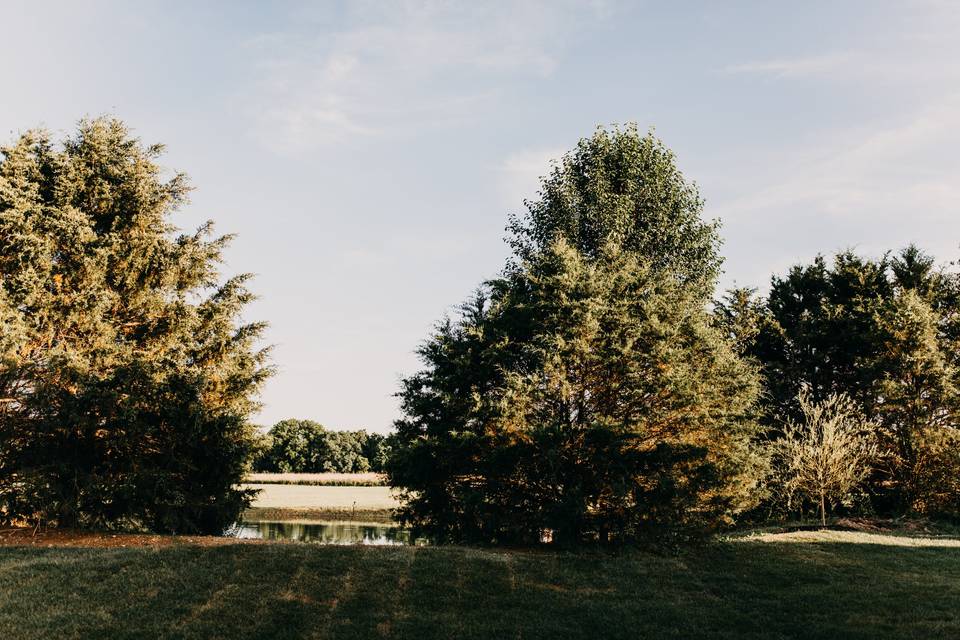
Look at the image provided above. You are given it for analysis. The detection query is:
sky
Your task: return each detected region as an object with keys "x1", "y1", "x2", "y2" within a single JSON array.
[{"x1": 2, "y1": 1, "x2": 959, "y2": 432}]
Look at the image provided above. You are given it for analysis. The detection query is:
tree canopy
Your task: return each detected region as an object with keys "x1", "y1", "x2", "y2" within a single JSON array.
[
  {"x1": 507, "y1": 125, "x2": 721, "y2": 298},
  {"x1": 390, "y1": 126, "x2": 761, "y2": 545},
  {"x1": 0, "y1": 119, "x2": 270, "y2": 534}
]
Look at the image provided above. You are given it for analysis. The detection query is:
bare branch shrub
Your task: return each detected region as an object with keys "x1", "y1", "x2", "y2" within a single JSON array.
[{"x1": 770, "y1": 387, "x2": 879, "y2": 526}]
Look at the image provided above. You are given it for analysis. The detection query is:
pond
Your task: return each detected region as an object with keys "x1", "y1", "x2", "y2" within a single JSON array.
[{"x1": 231, "y1": 520, "x2": 420, "y2": 545}]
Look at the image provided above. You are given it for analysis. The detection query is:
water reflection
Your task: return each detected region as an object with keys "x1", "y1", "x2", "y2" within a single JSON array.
[{"x1": 233, "y1": 520, "x2": 414, "y2": 545}]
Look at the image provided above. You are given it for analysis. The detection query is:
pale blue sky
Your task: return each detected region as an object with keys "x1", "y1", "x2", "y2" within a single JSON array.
[{"x1": 2, "y1": 1, "x2": 959, "y2": 431}]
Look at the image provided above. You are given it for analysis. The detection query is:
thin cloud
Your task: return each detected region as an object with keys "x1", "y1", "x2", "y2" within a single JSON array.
[
  {"x1": 724, "y1": 3, "x2": 960, "y2": 82},
  {"x1": 244, "y1": 2, "x2": 614, "y2": 153},
  {"x1": 715, "y1": 94, "x2": 960, "y2": 221},
  {"x1": 709, "y1": 0, "x2": 960, "y2": 289},
  {"x1": 725, "y1": 52, "x2": 860, "y2": 78}
]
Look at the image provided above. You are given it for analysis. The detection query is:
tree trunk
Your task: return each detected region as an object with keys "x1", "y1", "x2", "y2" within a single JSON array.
[{"x1": 820, "y1": 491, "x2": 826, "y2": 527}]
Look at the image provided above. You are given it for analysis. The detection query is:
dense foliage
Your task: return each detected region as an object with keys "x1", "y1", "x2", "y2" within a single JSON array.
[
  {"x1": 719, "y1": 246, "x2": 960, "y2": 519},
  {"x1": 0, "y1": 119, "x2": 270, "y2": 534},
  {"x1": 5, "y1": 116, "x2": 957, "y2": 544},
  {"x1": 253, "y1": 419, "x2": 392, "y2": 474},
  {"x1": 390, "y1": 126, "x2": 763, "y2": 545},
  {"x1": 506, "y1": 126, "x2": 721, "y2": 297}
]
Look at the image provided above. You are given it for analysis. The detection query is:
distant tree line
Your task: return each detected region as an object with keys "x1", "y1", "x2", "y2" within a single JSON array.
[{"x1": 252, "y1": 419, "x2": 393, "y2": 474}]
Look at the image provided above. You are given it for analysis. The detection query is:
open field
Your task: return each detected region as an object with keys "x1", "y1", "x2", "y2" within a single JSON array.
[
  {"x1": 245, "y1": 473, "x2": 386, "y2": 486},
  {"x1": 242, "y1": 483, "x2": 400, "y2": 523},
  {"x1": 1, "y1": 530, "x2": 959, "y2": 639},
  {"x1": 245, "y1": 484, "x2": 399, "y2": 510}
]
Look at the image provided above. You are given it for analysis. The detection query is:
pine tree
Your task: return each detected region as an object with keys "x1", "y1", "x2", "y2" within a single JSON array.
[
  {"x1": 0, "y1": 118, "x2": 271, "y2": 534},
  {"x1": 390, "y1": 126, "x2": 761, "y2": 545},
  {"x1": 873, "y1": 290, "x2": 959, "y2": 513}
]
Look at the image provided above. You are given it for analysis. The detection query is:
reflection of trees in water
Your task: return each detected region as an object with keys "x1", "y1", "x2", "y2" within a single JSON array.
[{"x1": 242, "y1": 522, "x2": 412, "y2": 545}]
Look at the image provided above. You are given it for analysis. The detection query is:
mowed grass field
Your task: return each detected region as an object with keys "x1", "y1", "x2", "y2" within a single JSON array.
[{"x1": 1, "y1": 531, "x2": 959, "y2": 639}]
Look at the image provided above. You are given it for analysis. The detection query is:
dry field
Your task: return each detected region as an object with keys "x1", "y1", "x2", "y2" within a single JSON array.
[
  {"x1": 244, "y1": 472, "x2": 386, "y2": 486},
  {"x1": 244, "y1": 483, "x2": 399, "y2": 511}
]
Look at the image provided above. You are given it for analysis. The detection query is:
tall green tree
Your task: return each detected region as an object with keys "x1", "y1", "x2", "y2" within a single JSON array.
[
  {"x1": 0, "y1": 119, "x2": 271, "y2": 534},
  {"x1": 873, "y1": 290, "x2": 959, "y2": 513},
  {"x1": 507, "y1": 124, "x2": 721, "y2": 297},
  {"x1": 390, "y1": 126, "x2": 762, "y2": 545}
]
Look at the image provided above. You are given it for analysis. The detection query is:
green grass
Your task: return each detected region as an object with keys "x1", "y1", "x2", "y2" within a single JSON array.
[{"x1": 2, "y1": 533, "x2": 959, "y2": 639}]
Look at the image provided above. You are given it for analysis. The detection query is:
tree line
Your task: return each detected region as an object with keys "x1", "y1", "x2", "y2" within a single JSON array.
[
  {"x1": 717, "y1": 245, "x2": 960, "y2": 521},
  {"x1": 1, "y1": 118, "x2": 957, "y2": 542},
  {"x1": 251, "y1": 419, "x2": 393, "y2": 474}
]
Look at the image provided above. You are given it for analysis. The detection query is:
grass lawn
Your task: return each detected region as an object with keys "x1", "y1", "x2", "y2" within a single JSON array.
[{"x1": 1, "y1": 531, "x2": 959, "y2": 639}]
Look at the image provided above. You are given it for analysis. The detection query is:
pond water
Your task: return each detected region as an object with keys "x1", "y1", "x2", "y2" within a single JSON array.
[{"x1": 231, "y1": 520, "x2": 417, "y2": 545}]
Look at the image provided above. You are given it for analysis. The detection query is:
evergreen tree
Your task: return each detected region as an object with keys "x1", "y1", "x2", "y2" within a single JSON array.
[
  {"x1": 0, "y1": 119, "x2": 270, "y2": 534},
  {"x1": 713, "y1": 287, "x2": 767, "y2": 358},
  {"x1": 755, "y1": 252, "x2": 893, "y2": 416},
  {"x1": 873, "y1": 290, "x2": 959, "y2": 513},
  {"x1": 390, "y1": 126, "x2": 761, "y2": 545}
]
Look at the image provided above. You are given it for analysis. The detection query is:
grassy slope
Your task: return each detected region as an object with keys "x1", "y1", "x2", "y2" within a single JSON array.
[{"x1": 2, "y1": 534, "x2": 959, "y2": 639}]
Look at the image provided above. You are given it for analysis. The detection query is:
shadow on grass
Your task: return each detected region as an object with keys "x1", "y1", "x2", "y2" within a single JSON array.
[{"x1": 0, "y1": 535, "x2": 958, "y2": 639}]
